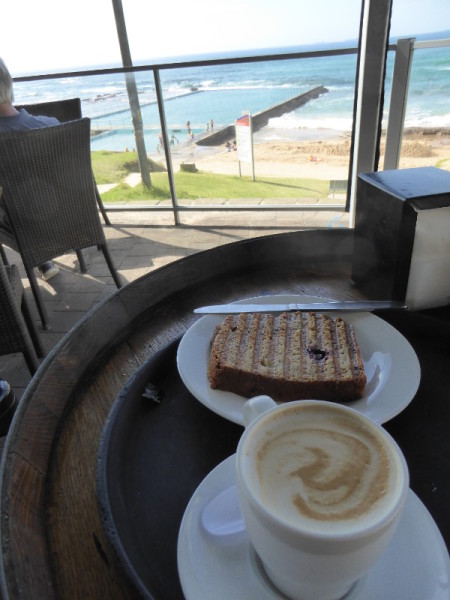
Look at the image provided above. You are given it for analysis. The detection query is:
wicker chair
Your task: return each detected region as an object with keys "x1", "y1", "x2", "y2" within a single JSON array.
[
  {"x1": 0, "y1": 118, "x2": 122, "y2": 330},
  {"x1": 0, "y1": 263, "x2": 42, "y2": 375},
  {"x1": 14, "y1": 98, "x2": 110, "y2": 225},
  {"x1": 15, "y1": 97, "x2": 84, "y2": 124}
]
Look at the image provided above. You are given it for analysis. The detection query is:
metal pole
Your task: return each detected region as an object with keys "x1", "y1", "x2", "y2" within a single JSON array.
[
  {"x1": 111, "y1": 0, "x2": 151, "y2": 188},
  {"x1": 348, "y1": 0, "x2": 393, "y2": 225},
  {"x1": 384, "y1": 38, "x2": 415, "y2": 170},
  {"x1": 250, "y1": 115, "x2": 255, "y2": 182},
  {"x1": 153, "y1": 69, "x2": 180, "y2": 225}
]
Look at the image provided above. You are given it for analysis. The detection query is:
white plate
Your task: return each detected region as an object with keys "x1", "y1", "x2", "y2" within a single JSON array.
[
  {"x1": 177, "y1": 455, "x2": 450, "y2": 600},
  {"x1": 177, "y1": 295, "x2": 421, "y2": 425}
]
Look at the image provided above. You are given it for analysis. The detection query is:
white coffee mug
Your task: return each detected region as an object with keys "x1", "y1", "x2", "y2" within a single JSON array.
[{"x1": 236, "y1": 396, "x2": 409, "y2": 600}]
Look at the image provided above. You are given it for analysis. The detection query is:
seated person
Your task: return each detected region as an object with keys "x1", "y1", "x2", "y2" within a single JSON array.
[
  {"x1": 0, "y1": 376, "x2": 17, "y2": 436},
  {"x1": 0, "y1": 57, "x2": 59, "y2": 280}
]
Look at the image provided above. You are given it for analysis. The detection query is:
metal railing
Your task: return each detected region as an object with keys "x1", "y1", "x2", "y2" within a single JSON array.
[
  {"x1": 384, "y1": 37, "x2": 450, "y2": 170},
  {"x1": 12, "y1": 36, "x2": 449, "y2": 224}
]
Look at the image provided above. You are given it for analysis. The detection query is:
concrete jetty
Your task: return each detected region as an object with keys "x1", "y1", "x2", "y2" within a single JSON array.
[{"x1": 196, "y1": 85, "x2": 328, "y2": 146}]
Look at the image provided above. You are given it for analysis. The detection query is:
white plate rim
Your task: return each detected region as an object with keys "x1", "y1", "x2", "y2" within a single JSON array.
[{"x1": 177, "y1": 295, "x2": 421, "y2": 425}]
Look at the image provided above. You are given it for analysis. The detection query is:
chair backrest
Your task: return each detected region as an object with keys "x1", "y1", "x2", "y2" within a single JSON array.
[
  {"x1": 0, "y1": 118, "x2": 106, "y2": 269},
  {"x1": 15, "y1": 98, "x2": 82, "y2": 123},
  {"x1": 14, "y1": 98, "x2": 111, "y2": 228}
]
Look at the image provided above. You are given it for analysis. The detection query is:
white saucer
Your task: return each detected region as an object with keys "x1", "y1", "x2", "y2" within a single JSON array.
[{"x1": 177, "y1": 455, "x2": 450, "y2": 600}]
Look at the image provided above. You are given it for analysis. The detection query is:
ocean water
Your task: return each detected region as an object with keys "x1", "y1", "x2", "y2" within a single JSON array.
[{"x1": 13, "y1": 34, "x2": 450, "y2": 153}]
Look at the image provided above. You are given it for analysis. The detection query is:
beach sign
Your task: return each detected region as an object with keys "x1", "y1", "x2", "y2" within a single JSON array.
[{"x1": 235, "y1": 114, "x2": 255, "y2": 181}]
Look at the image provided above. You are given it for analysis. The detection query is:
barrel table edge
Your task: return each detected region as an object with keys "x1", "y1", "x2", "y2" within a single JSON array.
[{"x1": 0, "y1": 228, "x2": 355, "y2": 598}]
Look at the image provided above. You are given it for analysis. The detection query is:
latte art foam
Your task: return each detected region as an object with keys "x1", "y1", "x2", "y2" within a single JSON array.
[{"x1": 253, "y1": 407, "x2": 397, "y2": 532}]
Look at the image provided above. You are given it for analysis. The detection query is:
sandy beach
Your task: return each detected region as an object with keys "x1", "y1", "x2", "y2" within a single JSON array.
[{"x1": 166, "y1": 127, "x2": 450, "y2": 180}]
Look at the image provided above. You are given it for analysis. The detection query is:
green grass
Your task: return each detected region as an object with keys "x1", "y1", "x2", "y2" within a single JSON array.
[
  {"x1": 100, "y1": 172, "x2": 330, "y2": 202},
  {"x1": 92, "y1": 150, "x2": 330, "y2": 202},
  {"x1": 91, "y1": 150, "x2": 165, "y2": 184},
  {"x1": 436, "y1": 157, "x2": 450, "y2": 169},
  {"x1": 100, "y1": 181, "x2": 177, "y2": 201},
  {"x1": 91, "y1": 150, "x2": 134, "y2": 183}
]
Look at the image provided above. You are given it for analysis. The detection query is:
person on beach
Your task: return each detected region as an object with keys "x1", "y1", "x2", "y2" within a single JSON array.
[
  {"x1": 210, "y1": 118, "x2": 214, "y2": 132},
  {"x1": 0, "y1": 57, "x2": 59, "y2": 281},
  {"x1": 157, "y1": 132, "x2": 164, "y2": 150}
]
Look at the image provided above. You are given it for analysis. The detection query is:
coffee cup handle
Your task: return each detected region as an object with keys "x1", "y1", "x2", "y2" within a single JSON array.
[{"x1": 243, "y1": 395, "x2": 277, "y2": 427}]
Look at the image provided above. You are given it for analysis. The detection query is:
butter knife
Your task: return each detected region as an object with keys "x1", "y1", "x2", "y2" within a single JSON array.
[{"x1": 194, "y1": 300, "x2": 407, "y2": 314}]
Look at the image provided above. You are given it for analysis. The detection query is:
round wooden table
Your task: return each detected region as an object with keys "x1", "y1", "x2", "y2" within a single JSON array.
[{"x1": 0, "y1": 229, "x2": 448, "y2": 599}]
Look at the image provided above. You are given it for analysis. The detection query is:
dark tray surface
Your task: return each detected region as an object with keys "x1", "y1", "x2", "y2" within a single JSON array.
[
  {"x1": 97, "y1": 338, "x2": 243, "y2": 599},
  {"x1": 97, "y1": 308, "x2": 450, "y2": 599}
]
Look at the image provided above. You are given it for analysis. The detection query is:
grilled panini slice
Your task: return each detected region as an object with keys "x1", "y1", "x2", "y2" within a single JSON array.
[{"x1": 207, "y1": 311, "x2": 366, "y2": 402}]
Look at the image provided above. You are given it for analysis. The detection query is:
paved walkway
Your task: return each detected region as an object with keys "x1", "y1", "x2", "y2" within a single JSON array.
[{"x1": 1, "y1": 206, "x2": 349, "y2": 400}]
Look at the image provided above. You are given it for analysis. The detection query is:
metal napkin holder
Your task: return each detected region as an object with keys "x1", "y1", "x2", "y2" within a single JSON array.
[{"x1": 352, "y1": 166, "x2": 450, "y2": 311}]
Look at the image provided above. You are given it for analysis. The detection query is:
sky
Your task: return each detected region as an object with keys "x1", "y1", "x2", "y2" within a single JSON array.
[{"x1": 2, "y1": 0, "x2": 450, "y2": 75}]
